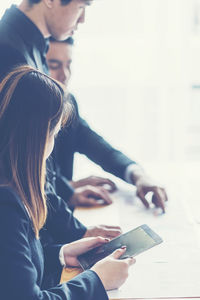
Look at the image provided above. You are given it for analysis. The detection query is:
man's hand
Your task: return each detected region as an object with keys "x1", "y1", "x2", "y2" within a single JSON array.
[
  {"x1": 83, "y1": 224, "x2": 122, "y2": 239},
  {"x1": 63, "y1": 236, "x2": 109, "y2": 267},
  {"x1": 131, "y1": 171, "x2": 168, "y2": 213},
  {"x1": 71, "y1": 176, "x2": 116, "y2": 192},
  {"x1": 69, "y1": 185, "x2": 113, "y2": 208}
]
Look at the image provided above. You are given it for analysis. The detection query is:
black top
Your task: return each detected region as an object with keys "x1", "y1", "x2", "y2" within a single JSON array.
[
  {"x1": 0, "y1": 5, "x2": 49, "y2": 76},
  {"x1": 0, "y1": 186, "x2": 108, "y2": 300}
]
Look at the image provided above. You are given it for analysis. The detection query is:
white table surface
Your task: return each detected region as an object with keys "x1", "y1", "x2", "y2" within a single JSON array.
[{"x1": 73, "y1": 161, "x2": 200, "y2": 299}]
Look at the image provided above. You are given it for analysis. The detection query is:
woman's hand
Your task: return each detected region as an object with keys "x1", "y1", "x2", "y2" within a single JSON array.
[
  {"x1": 63, "y1": 236, "x2": 109, "y2": 267},
  {"x1": 91, "y1": 247, "x2": 136, "y2": 291}
]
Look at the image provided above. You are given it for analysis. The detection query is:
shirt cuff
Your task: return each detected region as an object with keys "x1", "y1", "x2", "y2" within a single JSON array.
[
  {"x1": 59, "y1": 245, "x2": 66, "y2": 267},
  {"x1": 124, "y1": 163, "x2": 143, "y2": 184}
]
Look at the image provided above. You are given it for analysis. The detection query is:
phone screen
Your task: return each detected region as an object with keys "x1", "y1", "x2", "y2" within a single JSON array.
[{"x1": 78, "y1": 224, "x2": 163, "y2": 270}]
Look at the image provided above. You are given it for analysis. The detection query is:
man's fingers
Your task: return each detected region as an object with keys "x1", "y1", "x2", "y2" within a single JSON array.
[
  {"x1": 97, "y1": 188, "x2": 113, "y2": 205},
  {"x1": 163, "y1": 188, "x2": 168, "y2": 202},
  {"x1": 101, "y1": 178, "x2": 117, "y2": 192},
  {"x1": 90, "y1": 187, "x2": 112, "y2": 204},
  {"x1": 83, "y1": 197, "x2": 102, "y2": 207},
  {"x1": 137, "y1": 189, "x2": 149, "y2": 209},
  {"x1": 152, "y1": 189, "x2": 166, "y2": 213},
  {"x1": 83, "y1": 187, "x2": 113, "y2": 205},
  {"x1": 137, "y1": 186, "x2": 166, "y2": 212},
  {"x1": 94, "y1": 177, "x2": 116, "y2": 191},
  {"x1": 154, "y1": 188, "x2": 168, "y2": 203},
  {"x1": 88, "y1": 176, "x2": 117, "y2": 192}
]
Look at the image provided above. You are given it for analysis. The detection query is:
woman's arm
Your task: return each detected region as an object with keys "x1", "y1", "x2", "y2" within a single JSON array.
[{"x1": 0, "y1": 189, "x2": 108, "y2": 300}]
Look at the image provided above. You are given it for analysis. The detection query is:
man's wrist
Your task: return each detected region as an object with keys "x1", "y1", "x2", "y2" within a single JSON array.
[{"x1": 124, "y1": 164, "x2": 145, "y2": 184}]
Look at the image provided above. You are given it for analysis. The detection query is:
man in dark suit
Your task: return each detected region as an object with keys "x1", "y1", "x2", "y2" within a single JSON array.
[
  {"x1": 47, "y1": 37, "x2": 168, "y2": 213},
  {"x1": 0, "y1": 0, "x2": 122, "y2": 244}
]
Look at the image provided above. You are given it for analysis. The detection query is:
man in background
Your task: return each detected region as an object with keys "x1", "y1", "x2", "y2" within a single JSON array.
[
  {"x1": 47, "y1": 37, "x2": 168, "y2": 213},
  {"x1": 0, "y1": 0, "x2": 122, "y2": 244}
]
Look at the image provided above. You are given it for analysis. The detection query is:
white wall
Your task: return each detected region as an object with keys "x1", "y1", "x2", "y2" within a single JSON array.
[{"x1": 68, "y1": 0, "x2": 200, "y2": 163}]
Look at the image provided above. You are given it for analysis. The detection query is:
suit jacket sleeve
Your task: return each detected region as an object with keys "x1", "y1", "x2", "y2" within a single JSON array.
[
  {"x1": 75, "y1": 117, "x2": 135, "y2": 180},
  {"x1": 0, "y1": 189, "x2": 108, "y2": 300},
  {"x1": 55, "y1": 95, "x2": 135, "y2": 182}
]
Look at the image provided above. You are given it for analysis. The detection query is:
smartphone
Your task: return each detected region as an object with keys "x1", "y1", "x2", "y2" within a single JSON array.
[{"x1": 78, "y1": 224, "x2": 163, "y2": 270}]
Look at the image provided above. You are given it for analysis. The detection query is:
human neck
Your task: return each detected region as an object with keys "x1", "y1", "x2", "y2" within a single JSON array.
[{"x1": 18, "y1": 1, "x2": 51, "y2": 38}]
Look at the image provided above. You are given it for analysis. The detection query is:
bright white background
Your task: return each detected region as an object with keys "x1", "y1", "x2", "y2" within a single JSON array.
[{"x1": 1, "y1": 0, "x2": 200, "y2": 165}]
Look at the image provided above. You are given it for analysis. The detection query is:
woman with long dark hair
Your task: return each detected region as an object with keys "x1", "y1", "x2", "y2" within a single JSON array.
[{"x1": 0, "y1": 65, "x2": 135, "y2": 300}]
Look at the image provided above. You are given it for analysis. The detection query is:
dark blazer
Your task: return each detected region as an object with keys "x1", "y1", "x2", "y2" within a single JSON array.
[
  {"x1": 0, "y1": 187, "x2": 108, "y2": 300},
  {"x1": 0, "y1": 5, "x2": 87, "y2": 243},
  {"x1": 0, "y1": 5, "x2": 49, "y2": 79},
  {"x1": 53, "y1": 94, "x2": 135, "y2": 201}
]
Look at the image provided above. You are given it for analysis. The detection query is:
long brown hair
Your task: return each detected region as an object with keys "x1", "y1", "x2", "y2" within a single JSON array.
[{"x1": 0, "y1": 65, "x2": 69, "y2": 238}]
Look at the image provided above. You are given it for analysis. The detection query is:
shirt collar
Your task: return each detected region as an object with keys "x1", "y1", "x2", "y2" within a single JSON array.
[{"x1": 2, "y1": 5, "x2": 49, "y2": 56}]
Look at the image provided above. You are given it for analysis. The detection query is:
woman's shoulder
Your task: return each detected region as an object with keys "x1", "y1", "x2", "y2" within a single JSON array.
[{"x1": 0, "y1": 186, "x2": 29, "y2": 221}]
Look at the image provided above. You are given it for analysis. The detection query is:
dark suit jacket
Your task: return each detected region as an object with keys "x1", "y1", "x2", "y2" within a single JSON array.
[
  {"x1": 53, "y1": 94, "x2": 135, "y2": 201},
  {"x1": 0, "y1": 5, "x2": 49, "y2": 79},
  {"x1": 0, "y1": 5, "x2": 87, "y2": 244},
  {"x1": 0, "y1": 187, "x2": 108, "y2": 300}
]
